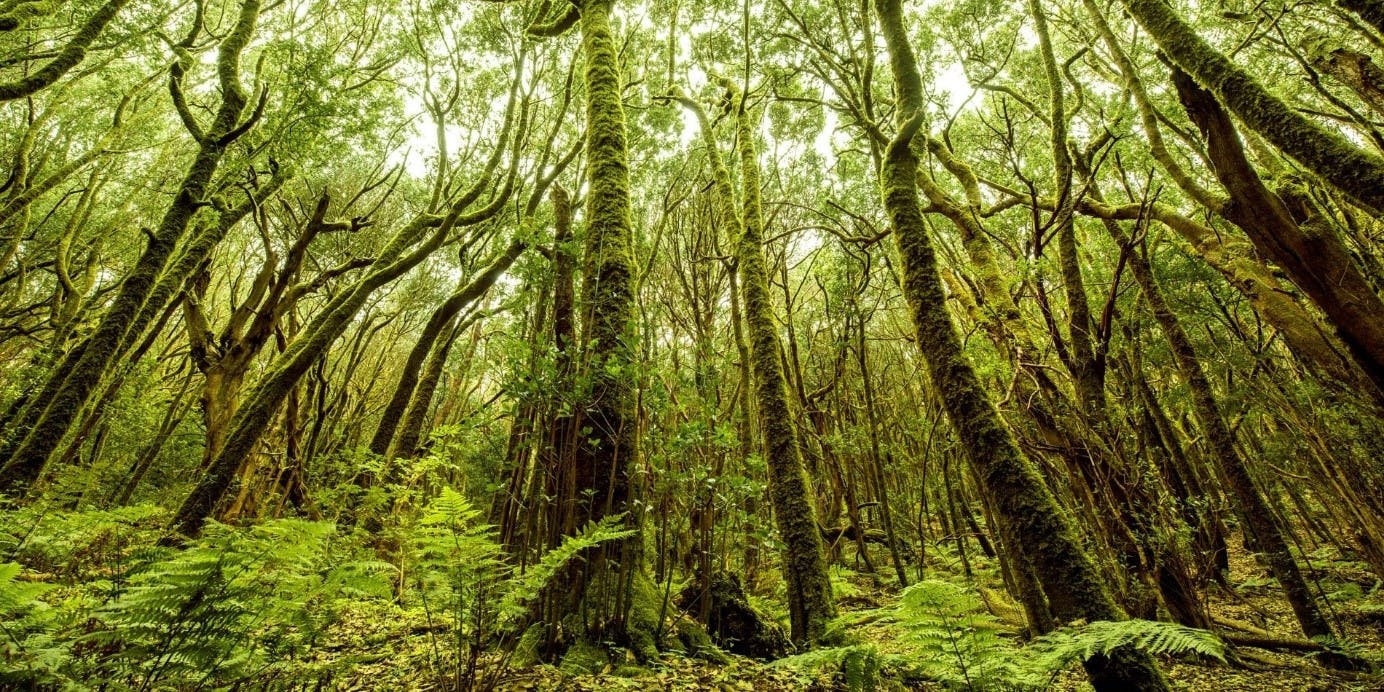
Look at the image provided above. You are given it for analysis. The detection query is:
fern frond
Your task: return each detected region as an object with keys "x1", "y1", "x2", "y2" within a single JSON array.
[
  {"x1": 497, "y1": 513, "x2": 634, "y2": 626},
  {"x1": 0, "y1": 562, "x2": 52, "y2": 613},
  {"x1": 772, "y1": 645, "x2": 885, "y2": 692},
  {"x1": 1022, "y1": 618, "x2": 1227, "y2": 671}
]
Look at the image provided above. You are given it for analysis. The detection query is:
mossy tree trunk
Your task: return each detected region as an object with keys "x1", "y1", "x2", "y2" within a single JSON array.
[
  {"x1": 370, "y1": 238, "x2": 527, "y2": 462},
  {"x1": 1077, "y1": 0, "x2": 1374, "y2": 401},
  {"x1": 494, "y1": 186, "x2": 574, "y2": 553},
  {"x1": 915, "y1": 82, "x2": 1177, "y2": 622},
  {"x1": 168, "y1": 132, "x2": 518, "y2": 538},
  {"x1": 532, "y1": 0, "x2": 642, "y2": 645},
  {"x1": 1335, "y1": 0, "x2": 1384, "y2": 34},
  {"x1": 185, "y1": 186, "x2": 350, "y2": 473},
  {"x1": 1145, "y1": 246, "x2": 1341, "y2": 642},
  {"x1": 1066, "y1": 195, "x2": 1368, "y2": 398},
  {"x1": 671, "y1": 81, "x2": 837, "y2": 647},
  {"x1": 1307, "y1": 41, "x2": 1384, "y2": 117},
  {"x1": 732, "y1": 88, "x2": 838, "y2": 648},
  {"x1": 1026, "y1": 0, "x2": 1105, "y2": 417},
  {"x1": 1109, "y1": 215, "x2": 1339, "y2": 643},
  {"x1": 872, "y1": 0, "x2": 1169, "y2": 688},
  {"x1": 390, "y1": 310, "x2": 477, "y2": 460},
  {"x1": 1117, "y1": 0, "x2": 1384, "y2": 213},
  {"x1": 0, "y1": 0, "x2": 264, "y2": 495},
  {"x1": 1024, "y1": 0, "x2": 1184, "y2": 619},
  {"x1": 1169, "y1": 66, "x2": 1384, "y2": 413},
  {"x1": 0, "y1": 0, "x2": 130, "y2": 101}
]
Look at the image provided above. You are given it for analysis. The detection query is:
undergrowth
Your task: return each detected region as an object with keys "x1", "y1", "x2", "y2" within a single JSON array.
[
  {"x1": 775, "y1": 579, "x2": 1226, "y2": 691},
  {"x1": 0, "y1": 491, "x2": 630, "y2": 690}
]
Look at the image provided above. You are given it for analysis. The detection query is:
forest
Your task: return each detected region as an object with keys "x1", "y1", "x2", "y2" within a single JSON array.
[{"x1": 1, "y1": 0, "x2": 1383, "y2": 689}]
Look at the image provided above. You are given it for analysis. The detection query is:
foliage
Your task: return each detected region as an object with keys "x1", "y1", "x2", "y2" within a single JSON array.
[
  {"x1": 0, "y1": 561, "x2": 63, "y2": 686},
  {"x1": 892, "y1": 579, "x2": 1042, "y2": 689},
  {"x1": 1022, "y1": 619, "x2": 1226, "y2": 673},
  {"x1": 0, "y1": 511, "x2": 391, "y2": 688},
  {"x1": 409, "y1": 487, "x2": 635, "y2": 687},
  {"x1": 2, "y1": 0, "x2": 1384, "y2": 686},
  {"x1": 89, "y1": 519, "x2": 386, "y2": 688},
  {"x1": 773, "y1": 644, "x2": 884, "y2": 692},
  {"x1": 775, "y1": 579, "x2": 1229, "y2": 691},
  {"x1": 0, "y1": 503, "x2": 166, "y2": 579}
]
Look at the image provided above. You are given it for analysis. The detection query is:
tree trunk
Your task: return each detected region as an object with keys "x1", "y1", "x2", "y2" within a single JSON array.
[
  {"x1": 1171, "y1": 66, "x2": 1384, "y2": 415},
  {"x1": 544, "y1": 0, "x2": 643, "y2": 647},
  {"x1": 1128, "y1": 228, "x2": 1337, "y2": 642},
  {"x1": 730, "y1": 89, "x2": 838, "y2": 647},
  {"x1": 1118, "y1": 0, "x2": 1384, "y2": 212},
  {"x1": 872, "y1": 0, "x2": 1169, "y2": 688},
  {"x1": 672, "y1": 81, "x2": 838, "y2": 645},
  {"x1": 0, "y1": 0, "x2": 262, "y2": 493}
]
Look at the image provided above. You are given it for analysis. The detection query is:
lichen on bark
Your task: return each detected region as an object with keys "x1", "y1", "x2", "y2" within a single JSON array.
[{"x1": 1118, "y1": 0, "x2": 1384, "y2": 213}]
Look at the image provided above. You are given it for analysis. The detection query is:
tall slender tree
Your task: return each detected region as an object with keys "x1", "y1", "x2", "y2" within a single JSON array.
[{"x1": 871, "y1": 0, "x2": 1169, "y2": 688}]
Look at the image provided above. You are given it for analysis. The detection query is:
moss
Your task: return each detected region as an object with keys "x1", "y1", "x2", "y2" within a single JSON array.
[
  {"x1": 611, "y1": 664, "x2": 652, "y2": 678},
  {"x1": 558, "y1": 639, "x2": 609, "y2": 676},
  {"x1": 674, "y1": 618, "x2": 730, "y2": 664},
  {"x1": 678, "y1": 572, "x2": 787, "y2": 659},
  {"x1": 510, "y1": 623, "x2": 545, "y2": 670},
  {"x1": 0, "y1": 0, "x2": 130, "y2": 102},
  {"x1": 873, "y1": 0, "x2": 1169, "y2": 689},
  {"x1": 0, "y1": 0, "x2": 265, "y2": 495},
  {"x1": 623, "y1": 573, "x2": 663, "y2": 660}
]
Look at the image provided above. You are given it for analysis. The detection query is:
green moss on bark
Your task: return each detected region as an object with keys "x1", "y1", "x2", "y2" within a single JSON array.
[
  {"x1": 1119, "y1": 0, "x2": 1384, "y2": 213},
  {"x1": 0, "y1": 0, "x2": 263, "y2": 494},
  {"x1": 671, "y1": 79, "x2": 836, "y2": 647}
]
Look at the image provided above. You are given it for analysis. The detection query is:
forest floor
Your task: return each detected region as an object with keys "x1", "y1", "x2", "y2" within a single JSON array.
[{"x1": 331, "y1": 534, "x2": 1384, "y2": 691}]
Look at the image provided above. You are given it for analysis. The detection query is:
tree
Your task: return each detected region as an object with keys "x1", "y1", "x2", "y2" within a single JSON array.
[
  {"x1": 871, "y1": 0, "x2": 1169, "y2": 688},
  {"x1": 669, "y1": 79, "x2": 837, "y2": 647}
]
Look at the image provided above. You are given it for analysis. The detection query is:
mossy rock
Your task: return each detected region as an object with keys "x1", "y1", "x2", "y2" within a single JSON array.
[
  {"x1": 611, "y1": 663, "x2": 653, "y2": 678},
  {"x1": 509, "y1": 623, "x2": 545, "y2": 670},
  {"x1": 679, "y1": 573, "x2": 789, "y2": 659},
  {"x1": 675, "y1": 617, "x2": 731, "y2": 664},
  {"x1": 559, "y1": 639, "x2": 609, "y2": 676}
]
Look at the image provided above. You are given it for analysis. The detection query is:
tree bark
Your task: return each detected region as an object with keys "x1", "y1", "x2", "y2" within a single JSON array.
[
  {"x1": 1171, "y1": 67, "x2": 1384, "y2": 411},
  {"x1": 1131, "y1": 232, "x2": 1337, "y2": 643},
  {"x1": 0, "y1": 0, "x2": 263, "y2": 493}
]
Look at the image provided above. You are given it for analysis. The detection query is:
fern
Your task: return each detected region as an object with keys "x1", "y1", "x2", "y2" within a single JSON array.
[
  {"x1": 0, "y1": 561, "x2": 63, "y2": 685},
  {"x1": 1021, "y1": 619, "x2": 1227, "y2": 672},
  {"x1": 0, "y1": 504, "x2": 166, "y2": 580},
  {"x1": 0, "y1": 562, "x2": 51, "y2": 613},
  {"x1": 90, "y1": 518, "x2": 373, "y2": 688},
  {"x1": 407, "y1": 488, "x2": 635, "y2": 688},
  {"x1": 773, "y1": 644, "x2": 884, "y2": 692},
  {"x1": 892, "y1": 580, "x2": 1042, "y2": 690},
  {"x1": 497, "y1": 513, "x2": 634, "y2": 625}
]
